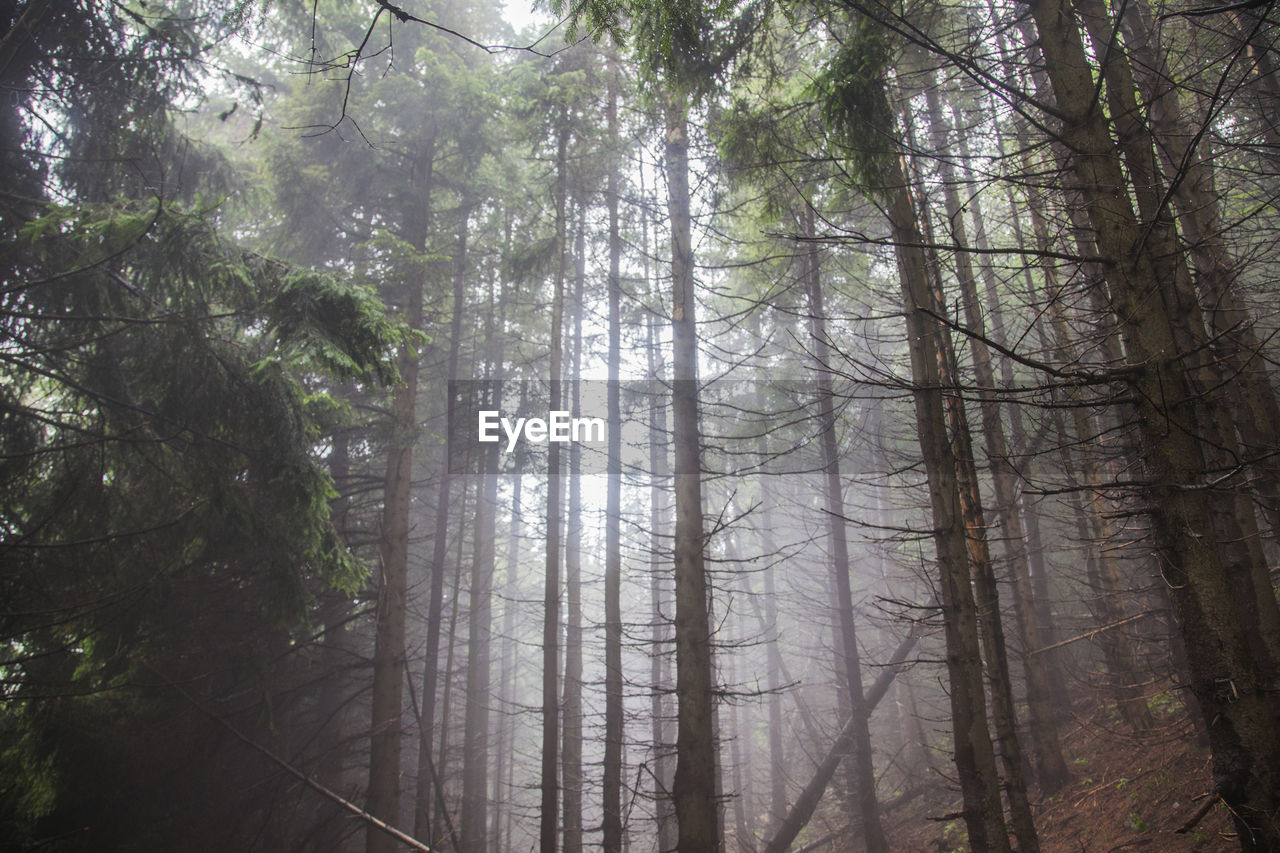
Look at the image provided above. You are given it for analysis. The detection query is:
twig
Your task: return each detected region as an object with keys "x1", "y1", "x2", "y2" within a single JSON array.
[
  {"x1": 157, "y1": 670, "x2": 431, "y2": 852},
  {"x1": 1029, "y1": 612, "x2": 1151, "y2": 656},
  {"x1": 1105, "y1": 839, "x2": 1152, "y2": 851},
  {"x1": 1176, "y1": 792, "x2": 1221, "y2": 834}
]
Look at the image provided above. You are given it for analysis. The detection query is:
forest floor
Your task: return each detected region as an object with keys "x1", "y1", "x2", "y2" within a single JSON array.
[{"x1": 874, "y1": 698, "x2": 1237, "y2": 852}]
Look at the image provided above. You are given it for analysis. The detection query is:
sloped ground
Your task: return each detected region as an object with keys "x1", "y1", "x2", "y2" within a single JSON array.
[{"x1": 877, "y1": 700, "x2": 1237, "y2": 852}]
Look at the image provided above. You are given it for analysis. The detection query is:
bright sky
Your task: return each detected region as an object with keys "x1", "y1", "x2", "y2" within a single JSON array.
[{"x1": 501, "y1": 0, "x2": 556, "y2": 38}]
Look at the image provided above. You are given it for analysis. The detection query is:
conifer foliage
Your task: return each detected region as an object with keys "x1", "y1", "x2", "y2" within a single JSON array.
[{"x1": 4, "y1": 0, "x2": 1280, "y2": 851}]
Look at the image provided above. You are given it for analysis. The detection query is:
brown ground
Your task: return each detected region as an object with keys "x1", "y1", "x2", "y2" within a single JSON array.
[{"x1": 867, "y1": 702, "x2": 1238, "y2": 852}]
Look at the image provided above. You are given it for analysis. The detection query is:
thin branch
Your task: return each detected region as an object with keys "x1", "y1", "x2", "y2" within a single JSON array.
[
  {"x1": 157, "y1": 672, "x2": 433, "y2": 852},
  {"x1": 1029, "y1": 612, "x2": 1152, "y2": 656}
]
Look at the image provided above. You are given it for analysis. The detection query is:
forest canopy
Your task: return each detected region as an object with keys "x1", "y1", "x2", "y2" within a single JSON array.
[{"x1": 2, "y1": 0, "x2": 1280, "y2": 851}]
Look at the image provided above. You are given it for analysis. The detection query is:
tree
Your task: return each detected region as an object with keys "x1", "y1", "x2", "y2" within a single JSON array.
[
  {"x1": 602, "y1": 50, "x2": 627, "y2": 853},
  {"x1": 800, "y1": 206, "x2": 888, "y2": 851},
  {"x1": 919, "y1": 73, "x2": 1069, "y2": 795},
  {"x1": 0, "y1": 4, "x2": 409, "y2": 848},
  {"x1": 540, "y1": 101, "x2": 569, "y2": 853},
  {"x1": 17, "y1": 1, "x2": 1280, "y2": 850},
  {"x1": 817, "y1": 15, "x2": 1012, "y2": 849},
  {"x1": 1022, "y1": 0, "x2": 1280, "y2": 843}
]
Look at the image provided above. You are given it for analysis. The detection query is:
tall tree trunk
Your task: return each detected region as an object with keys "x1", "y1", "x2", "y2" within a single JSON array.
[
  {"x1": 1120, "y1": 0, "x2": 1280, "y2": 554},
  {"x1": 1045, "y1": 384, "x2": 1158, "y2": 729},
  {"x1": 1044, "y1": 287, "x2": 1159, "y2": 732},
  {"x1": 644, "y1": 168, "x2": 678, "y2": 853},
  {"x1": 920, "y1": 78, "x2": 1070, "y2": 795},
  {"x1": 461, "y1": 278, "x2": 502, "y2": 853},
  {"x1": 915, "y1": 212, "x2": 1040, "y2": 853},
  {"x1": 415, "y1": 196, "x2": 465, "y2": 843},
  {"x1": 877, "y1": 80, "x2": 1011, "y2": 849},
  {"x1": 490, "y1": 421, "x2": 523, "y2": 853},
  {"x1": 663, "y1": 90, "x2": 720, "y2": 853},
  {"x1": 1025, "y1": 0, "x2": 1280, "y2": 844},
  {"x1": 436, "y1": 475, "x2": 473, "y2": 846},
  {"x1": 562, "y1": 203, "x2": 586, "y2": 853},
  {"x1": 899, "y1": 90, "x2": 1036, "y2": 848},
  {"x1": 759, "y1": 488, "x2": 786, "y2": 835},
  {"x1": 602, "y1": 56, "x2": 626, "y2": 853},
  {"x1": 719, "y1": 593, "x2": 751, "y2": 852},
  {"x1": 318, "y1": 431, "x2": 357, "y2": 793},
  {"x1": 800, "y1": 206, "x2": 888, "y2": 852},
  {"x1": 1008, "y1": 143, "x2": 1157, "y2": 732},
  {"x1": 1074, "y1": 0, "x2": 1280, "y2": 680},
  {"x1": 368, "y1": 163, "x2": 432, "y2": 853},
  {"x1": 540, "y1": 121, "x2": 569, "y2": 853},
  {"x1": 960, "y1": 111, "x2": 1072, "y2": 715}
]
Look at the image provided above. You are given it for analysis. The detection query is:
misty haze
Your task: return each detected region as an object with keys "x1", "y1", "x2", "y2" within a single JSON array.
[{"x1": 3, "y1": 1, "x2": 1279, "y2": 852}]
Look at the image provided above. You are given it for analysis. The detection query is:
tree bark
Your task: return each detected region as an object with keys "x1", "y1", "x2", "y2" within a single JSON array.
[
  {"x1": 540, "y1": 121, "x2": 569, "y2": 853},
  {"x1": 921, "y1": 80, "x2": 1070, "y2": 796},
  {"x1": 880, "y1": 96, "x2": 1012, "y2": 849},
  {"x1": 368, "y1": 158, "x2": 432, "y2": 853},
  {"x1": 644, "y1": 169, "x2": 678, "y2": 853},
  {"x1": 318, "y1": 431, "x2": 357, "y2": 794},
  {"x1": 436, "y1": 475, "x2": 472, "y2": 846},
  {"x1": 602, "y1": 56, "x2": 626, "y2": 853},
  {"x1": 414, "y1": 188, "x2": 465, "y2": 844},
  {"x1": 490, "y1": 409, "x2": 523, "y2": 853},
  {"x1": 1120, "y1": 0, "x2": 1280, "y2": 589},
  {"x1": 461, "y1": 278, "x2": 502, "y2": 853},
  {"x1": 1009, "y1": 147, "x2": 1157, "y2": 732},
  {"x1": 960, "y1": 107, "x2": 1073, "y2": 716},
  {"x1": 1075, "y1": 0, "x2": 1280, "y2": 681},
  {"x1": 664, "y1": 90, "x2": 720, "y2": 853},
  {"x1": 1025, "y1": 0, "x2": 1280, "y2": 844},
  {"x1": 759, "y1": 486, "x2": 786, "y2": 836},
  {"x1": 896, "y1": 88, "x2": 1034, "y2": 848},
  {"x1": 562, "y1": 202, "x2": 586, "y2": 853},
  {"x1": 800, "y1": 205, "x2": 887, "y2": 852}
]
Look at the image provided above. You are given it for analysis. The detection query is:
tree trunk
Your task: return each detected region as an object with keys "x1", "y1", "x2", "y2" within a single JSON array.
[
  {"x1": 436, "y1": 475, "x2": 472, "y2": 847},
  {"x1": 1007, "y1": 148, "x2": 1157, "y2": 732},
  {"x1": 1120, "y1": 0, "x2": 1280, "y2": 565},
  {"x1": 318, "y1": 431, "x2": 357, "y2": 793},
  {"x1": 759, "y1": 490, "x2": 786, "y2": 835},
  {"x1": 963, "y1": 116, "x2": 1073, "y2": 716},
  {"x1": 921, "y1": 80, "x2": 1070, "y2": 796},
  {"x1": 721, "y1": 598, "x2": 751, "y2": 852},
  {"x1": 602, "y1": 57, "x2": 626, "y2": 853},
  {"x1": 897, "y1": 89, "x2": 1034, "y2": 848},
  {"x1": 461, "y1": 278, "x2": 502, "y2": 853},
  {"x1": 664, "y1": 89, "x2": 720, "y2": 853},
  {"x1": 907, "y1": 181, "x2": 1039, "y2": 852},
  {"x1": 562, "y1": 202, "x2": 586, "y2": 853},
  {"x1": 644, "y1": 169, "x2": 678, "y2": 853},
  {"x1": 800, "y1": 205, "x2": 888, "y2": 852},
  {"x1": 540, "y1": 121, "x2": 569, "y2": 853},
  {"x1": 490, "y1": 415, "x2": 523, "y2": 853},
  {"x1": 415, "y1": 194, "x2": 465, "y2": 843},
  {"x1": 1075, "y1": 0, "x2": 1280, "y2": 681},
  {"x1": 879, "y1": 90, "x2": 1012, "y2": 849},
  {"x1": 1025, "y1": 0, "x2": 1280, "y2": 844},
  {"x1": 367, "y1": 169, "x2": 431, "y2": 853}
]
